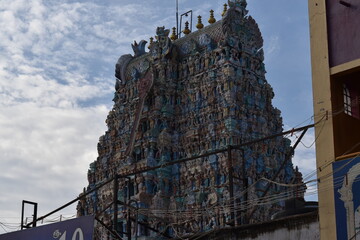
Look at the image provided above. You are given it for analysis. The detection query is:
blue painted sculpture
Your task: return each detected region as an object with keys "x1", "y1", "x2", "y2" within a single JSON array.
[{"x1": 78, "y1": 1, "x2": 305, "y2": 239}]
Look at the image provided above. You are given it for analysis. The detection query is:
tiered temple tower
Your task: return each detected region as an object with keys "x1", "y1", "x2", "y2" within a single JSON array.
[{"x1": 78, "y1": 1, "x2": 304, "y2": 239}]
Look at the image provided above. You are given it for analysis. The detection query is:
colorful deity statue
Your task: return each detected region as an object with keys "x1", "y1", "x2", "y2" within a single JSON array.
[{"x1": 80, "y1": 1, "x2": 304, "y2": 239}]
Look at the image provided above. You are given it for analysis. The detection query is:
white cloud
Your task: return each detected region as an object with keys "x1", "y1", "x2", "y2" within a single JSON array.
[
  {"x1": 0, "y1": 0, "x2": 141, "y2": 233},
  {"x1": 0, "y1": 103, "x2": 109, "y2": 229},
  {"x1": 265, "y1": 35, "x2": 280, "y2": 59}
]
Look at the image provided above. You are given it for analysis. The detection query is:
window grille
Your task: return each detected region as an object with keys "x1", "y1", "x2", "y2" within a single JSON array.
[{"x1": 343, "y1": 84, "x2": 353, "y2": 116}]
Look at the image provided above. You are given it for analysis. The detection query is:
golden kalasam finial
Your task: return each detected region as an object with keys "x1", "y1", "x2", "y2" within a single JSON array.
[
  {"x1": 148, "y1": 37, "x2": 154, "y2": 49},
  {"x1": 183, "y1": 21, "x2": 191, "y2": 35},
  {"x1": 222, "y1": 3, "x2": 228, "y2": 16},
  {"x1": 196, "y1": 15, "x2": 204, "y2": 30},
  {"x1": 170, "y1": 27, "x2": 177, "y2": 41},
  {"x1": 208, "y1": 9, "x2": 216, "y2": 24}
]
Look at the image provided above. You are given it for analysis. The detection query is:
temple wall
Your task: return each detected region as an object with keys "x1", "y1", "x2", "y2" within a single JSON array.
[{"x1": 78, "y1": 1, "x2": 305, "y2": 239}]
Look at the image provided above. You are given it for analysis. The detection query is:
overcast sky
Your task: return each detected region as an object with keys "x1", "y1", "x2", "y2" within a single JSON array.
[{"x1": 0, "y1": 0, "x2": 315, "y2": 234}]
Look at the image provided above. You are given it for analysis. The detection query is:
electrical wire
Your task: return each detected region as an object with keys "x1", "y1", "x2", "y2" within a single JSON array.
[
  {"x1": 10, "y1": 108, "x2": 352, "y2": 239},
  {"x1": 131, "y1": 149, "x2": 360, "y2": 223},
  {"x1": 0, "y1": 223, "x2": 9, "y2": 233},
  {"x1": 0, "y1": 214, "x2": 78, "y2": 234},
  {"x1": 117, "y1": 168, "x2": 352, "y2": 240}
]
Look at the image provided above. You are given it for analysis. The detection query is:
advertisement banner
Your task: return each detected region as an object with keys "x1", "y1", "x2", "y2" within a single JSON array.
[
  {"x1": 0, "y1": 216, "x2": 94, "y2": 240},
  {"x1": 333, "y1": 156, "x2": 360, "y2": 240}
]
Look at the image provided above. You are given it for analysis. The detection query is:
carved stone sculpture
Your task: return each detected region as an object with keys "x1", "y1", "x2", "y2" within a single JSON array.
[{"x1": 79, "y1": 1, "x2": 304, "y2": 239}]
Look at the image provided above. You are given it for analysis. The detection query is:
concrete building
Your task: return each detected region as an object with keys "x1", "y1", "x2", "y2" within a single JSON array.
[
  {"x1": 187, "y1": 211, "x2": 319, "y2": 240},
  {"x1": 308, "y1": 0, "x2": 360, "y2": 239}
]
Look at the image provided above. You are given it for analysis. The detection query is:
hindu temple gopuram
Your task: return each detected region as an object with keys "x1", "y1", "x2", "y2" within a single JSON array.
[{"x1": 77, "y1": 0, "x2": 305, "y2": 239}]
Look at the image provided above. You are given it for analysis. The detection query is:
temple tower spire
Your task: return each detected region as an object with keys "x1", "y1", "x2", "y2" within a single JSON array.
[{"x1": 228, "y1": 0, "x2": 247, "y2": 9}]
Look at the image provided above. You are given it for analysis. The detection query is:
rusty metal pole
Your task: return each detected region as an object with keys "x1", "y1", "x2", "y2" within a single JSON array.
[
  {"x1": 227, "y1": 145, "x2": 235, "y2": 225},
  {"x1": 113, "y1": 174, "x2": 119, "y2": 234},
  {"x1": 127, "y1": 179, "x2": 132, "y2": 240},
  {"x1": 241, "y1": 147, "x2": 248, "y2": 225}
]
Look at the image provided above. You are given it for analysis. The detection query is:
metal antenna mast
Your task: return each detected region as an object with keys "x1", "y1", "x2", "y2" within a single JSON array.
[{"x1": 176, "y1": 0, "x2": 179, "y2": 37}]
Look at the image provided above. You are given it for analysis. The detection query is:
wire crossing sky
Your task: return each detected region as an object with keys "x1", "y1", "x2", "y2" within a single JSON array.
[{"x1": 0, "y1": 0, "x2": 314, "y2": 234}]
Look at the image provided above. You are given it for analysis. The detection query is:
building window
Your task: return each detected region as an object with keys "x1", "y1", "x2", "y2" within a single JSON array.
[
  {"x1": 344, "y1": 84, "x2": 352, "y2": 116},
  {"x1": 343, "y1": 83, "x2": 360, "y2": 119}
]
